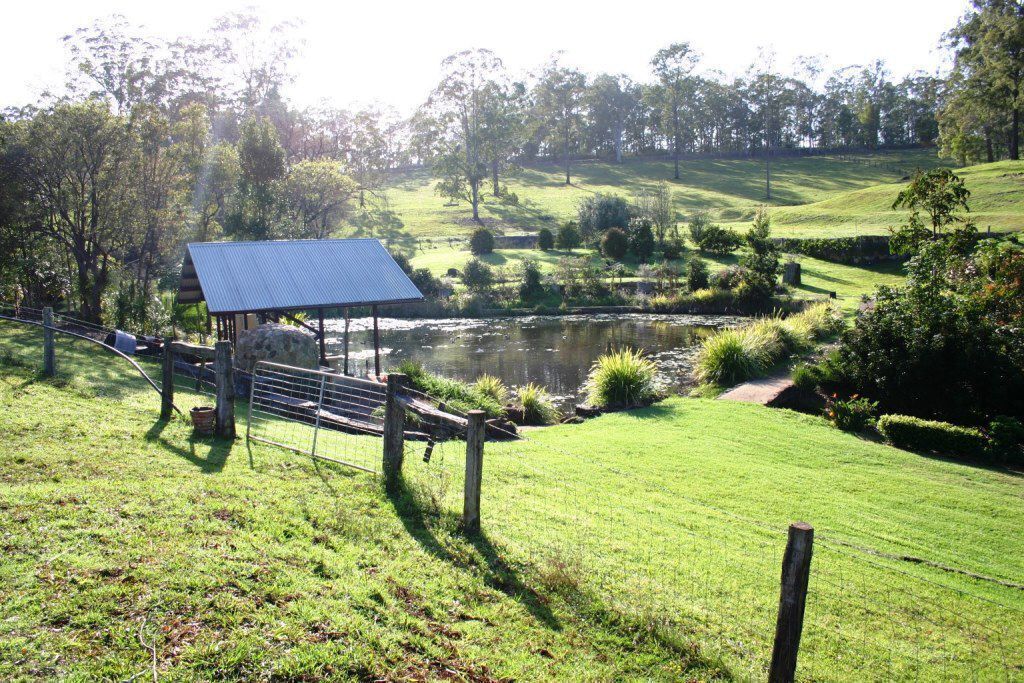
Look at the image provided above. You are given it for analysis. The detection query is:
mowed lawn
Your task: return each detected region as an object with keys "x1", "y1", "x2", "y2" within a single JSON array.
[
  {"x1": 1, "y1": 322, "x2": 1022, "y2": 680},
  {"x1": 350, "y1": 149, "x2": 950, "y2": 242}
]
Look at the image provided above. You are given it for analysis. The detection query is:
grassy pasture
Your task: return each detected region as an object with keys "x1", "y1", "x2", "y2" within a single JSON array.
[
  {"x1": 351, "y1": 149, "x2": 960, "y2": 243},
  {"x1": 1, "y1": 321, "x2": 1022, "y2": 680}
]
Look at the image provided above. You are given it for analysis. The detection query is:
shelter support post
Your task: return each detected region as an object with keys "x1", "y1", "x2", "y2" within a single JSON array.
[
  {"x1": 343, "y1": 307, "x2": 350, "y2": 376},
  {"x1": 372, "y1": 305, "x2": 381, "y2": 379},
  {"x1": 42, "y1": 307, "x2": 55, "y2": 377},
  {"x1": 214, "y1": 340, "x2": 235, "y2": 439},
  {"x1": 463, "y1": 410, "x2": 486, "y2": 534},
  {"x1": 383, "y1": 372, "x2": 406, "y2": 490},
  {"x1": 317, "y1": 308, "x2": 327, "y2": 365}
]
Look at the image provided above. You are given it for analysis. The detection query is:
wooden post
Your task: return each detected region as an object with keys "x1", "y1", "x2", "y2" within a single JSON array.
[
  {"x1": 343, "y1": 307, "x2": 350, "y2": 376},
  {"x1": 372, "y1": 304, "x2": 381, "y2": 379},
  {"x1": 463, "y1": 410, "x2": 486, "y2": 534},
  {"x1": 214, "y1": 340, "x2": 235, "y2": 439},
  {"x1": 161, "y1": 342, "x2": 175, "y2": 420},
  {"x1": 769, "y1": 522, "x2": 814, "y2": 683},
  {"x1": 317, "y1": 307, "x2": 326, "y2": 365},
  {"x1": 382, "y1": 372, "x2": 406, "y2": 490},
  {"x1": 42, "y1": 307, "x2": 55, "y2": 377}
]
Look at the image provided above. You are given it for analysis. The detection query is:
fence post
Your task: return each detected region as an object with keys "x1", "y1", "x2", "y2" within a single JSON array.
[
  {"x1": 42, "y1": 307, "x2": 55, "y2": 377},
  {"x1": 382, "y1": 372, "x2": 406, "y2": 490},
  {"x1": 214, "y1": 340, "x2": 235, "y2": 439},
  {"x1": 462, "y1": 410, "x2": 486, "y2": 534},
  {"x1": 769, "y1": 521, "x2": 814, "y2": 683},
  {"x1": 161, "y1": 342, "x2": 175, "y2": 420}
]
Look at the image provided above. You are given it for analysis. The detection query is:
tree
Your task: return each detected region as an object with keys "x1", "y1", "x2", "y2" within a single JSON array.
[
  {"x1": 532, "y1": 56, "x2": 586, "y2": 184},
  {"x1": 686, "y1": 258, "x2": 710, "y2": 291},
  {"x1": 577, "y1": 193, "x2": 630, "y2": 243},
  {"x1": 470, "y1": 227, "x2": 495, "y2": 255},
  {"x1": 651, "y1": 43, "x2": 700, "y2": 180},
  {"x1": 890, "y1": 169, "x2": 972, "y2": 253},
  {"x1": 518, "y1": 259, "x2": 545, "y2": 302},
  {"x1": 462, "y1": 258, "x2": 494, "y2": 292},
  {"x1": 740, "y1": 207, "x2": 781, "y2": 300},
  {"x1": 282, "y1": 159, "x2": 357, "y2": 238},
  {"x1": 601, "y1": 227, "x2": 629, "y2": 260},
  {"x1": 230, "y1": 116, "x2": 286, "y2": 239},
  {"x1": 537, "y1": 227, "x2": 554, "y2": 251},
  {"x1": 946, "y1": 0, "x2": 1024, "y2": 160},
  {"x1": 634, "y1": 183, "x2": 675, "y2": 244},
  {"x1": 586, "y1": 74, "x2": 637, "y2": 163},
  {"x1": 556, "y1": 222, "x2": 582, "y2": 251}
]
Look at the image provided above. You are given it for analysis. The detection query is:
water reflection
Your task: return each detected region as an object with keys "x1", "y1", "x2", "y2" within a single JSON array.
[{"x1": 324, "y1": 314, "x2": 743, "y2": 407}]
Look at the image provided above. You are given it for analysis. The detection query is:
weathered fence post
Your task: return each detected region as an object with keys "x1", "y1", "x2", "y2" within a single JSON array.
[
  {"x1": 42, "y1": 307, "x2": 55, "y2": 377},
  {"x1": 462, "y1": 410, "x2": 486, "y2": 534},
  {"x1": 382, "y1": 372, "x2": 406, "y2": 490},
  {"x1": 214, "y1": 340, "x2": 235, "y2": 439},
  {"x1": 161, "y1": 342, "x2": 175, "y2": 420},
  {"x1": 769, "y1": 521, "x2": 815, "y2": 683}
]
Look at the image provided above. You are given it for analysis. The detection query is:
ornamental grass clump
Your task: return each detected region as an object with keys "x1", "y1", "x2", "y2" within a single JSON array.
[
  {"x1": 585, "y1": 348, "x2": 660, "y2": 409},
  {"x1": 515, "y1": 383, "x2": 561, "y2": 425},
  {"x1": 474, "y1": 374, "x2": 509, "y2": 405},
  {"x1": 393, "y1": 360, "x2": 503, "y2": 418}
]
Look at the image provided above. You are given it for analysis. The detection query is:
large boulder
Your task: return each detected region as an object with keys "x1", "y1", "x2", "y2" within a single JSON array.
[{"x1": 236, "y1": 323, "x2": 318, "y2": 373}]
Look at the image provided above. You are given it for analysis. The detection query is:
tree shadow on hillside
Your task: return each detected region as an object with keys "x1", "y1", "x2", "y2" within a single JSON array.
[
  {"x1": 385, "y1": 473, "x2": 561, "y2": 629},
  {"x1": 145, "y1": 418, "x2": 231, "y2": 473}
]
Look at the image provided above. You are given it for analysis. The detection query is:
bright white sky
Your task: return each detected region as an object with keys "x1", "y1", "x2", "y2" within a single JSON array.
[{"x1": 2, "y1": 0, "x2": 969, "y2": 113}]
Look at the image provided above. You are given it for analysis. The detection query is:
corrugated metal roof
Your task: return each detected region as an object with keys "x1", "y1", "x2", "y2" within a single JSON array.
[{"x1": 180, "y1": 239, "x2": 424, "y2": 314}]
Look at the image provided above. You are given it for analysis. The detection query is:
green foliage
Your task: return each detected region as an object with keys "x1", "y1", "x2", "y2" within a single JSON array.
[
  {"x1": 740, "y1": 207, "x2": 781, "y2": 300},
  {"x1": 685, "y1": 259, "x2": 710, "y2": 291},
  {"x1": 600, "y1": 227, "x2": 629, "y2": 259},
  {"x1": 877, "y1": 414, "x2": 989, "y2": 459},
  {"x1": 390, "y1": 251, "x2": 413, "y2": 274},
  {"x1": 515, "y1": 383, "x2": 560, "y2": 425},
  {"x1": 537, "y1": 227, "x2": 554, "y2": 251},
  {"x1": 393, "y1": 360, "x2": 503, "y2": 417},
  {"x1": 824, "y1": 395, "x2": 878, "y2": 432},
  {"x1": 773, "y1": 235, "x2": 894, "y2": 264},
  {"x1": 409, "y1": 267, "x2": 442, "y2": 298},
  {"x1": 890, "y1": 169, "x2": 972, "y2": 253},
  {"x1": 517, "y1": 259, "x2": 545, "y2": 302},
  {"x1": 577, "y1": 193, "x2": 631, "y2": 242},
  {"x1": 473, "y1": 374, "x2": 509, "y2": 405},
  {"x1": 693, "y1": 224, "x2": 743, "y2": 254},
  {"x1": 661, "y1": 240, "x2": 685, "y2": 261},
  {"x1": 585, "y1": 348, "x2": 660, "y2": 408},
  {"x1": 555, "y1": 222, "x2": 582, "y2": 251},
  {"x1": 988, "y1": 416, "x2": 1024, "y2": 463},
  {"x1": 710, "y1": 265, "x2": 744, "y2": 290},
  {"x1": 628, "y1": 217, "x2": 656, "y2": 262},
  {"x1": 461, "y1": 258, "x2": 494, "y2": 293},
  {"x1": 470, "y1": 227, "x2": 495, "y2": 255}
]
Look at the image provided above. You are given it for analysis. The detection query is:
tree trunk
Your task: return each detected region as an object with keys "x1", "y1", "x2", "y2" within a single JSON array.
[
  {"x1": 673, "y1": 136, "x2": 680, "y2": 180},
  {"x1": 564, "y1": 123, "x2": 571, "y2": 185},
  {"x1": 614, "y1": 125, "x2": 623, "y2": 164},
  {"x1": 985, "y1": 128, "x2": 995, "y2": 163},
  {"x1": 491, "y1": 157, "x2": 500, "y2": 196},
  {"x1": 471, "y1": 180, "x2": 480, "y2": 222},
  {"x1": 1011, "y1": 106, "x2": 1020, "y2": 161}
]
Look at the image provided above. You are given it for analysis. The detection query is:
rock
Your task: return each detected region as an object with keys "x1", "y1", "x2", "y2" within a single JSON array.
[
  {"x1": 486, "y1": 418, "x2": 518, "y2": 439},
  {"x1": 783, "y1": 261, "x2": 802, "y2": 286},
  {"x1": 235, "y1": 323, "x2": 319, "y2": 373},
  {"x1": 575, "y1": 404, "x2": 602, "y2": 418}
]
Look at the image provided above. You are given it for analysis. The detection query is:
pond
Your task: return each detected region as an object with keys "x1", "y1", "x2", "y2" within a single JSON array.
[{"x1": 323, "y1": 313, "x2": 744, "y2": 408}]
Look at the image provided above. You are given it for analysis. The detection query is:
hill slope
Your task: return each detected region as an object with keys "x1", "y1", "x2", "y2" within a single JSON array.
[{"x1": 355, "y1": 150, "x2": 955, "y2": 243}]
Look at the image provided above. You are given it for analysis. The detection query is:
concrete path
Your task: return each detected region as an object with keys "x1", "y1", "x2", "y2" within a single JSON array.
[{"x1": 717, "y1": 372, "x2": 794, "y2": 405}]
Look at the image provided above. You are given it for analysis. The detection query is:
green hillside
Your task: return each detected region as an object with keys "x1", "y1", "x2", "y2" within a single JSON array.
[{"x1": 356, "y1": 150, "x2": 954, "y2": 242}]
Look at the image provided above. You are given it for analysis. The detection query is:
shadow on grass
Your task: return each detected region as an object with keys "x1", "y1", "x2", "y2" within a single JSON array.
[
  {"x1": 145, "y1": 418, "x2": 232, "y2": 473},
  {"x1": 384, "y1": 472, "x2": 561, "y2": 629}
]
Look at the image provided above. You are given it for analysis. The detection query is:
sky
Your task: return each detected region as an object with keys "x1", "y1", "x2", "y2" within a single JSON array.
[{"x1": 1, "y1": 0, "x2": 970, "y2": 113}]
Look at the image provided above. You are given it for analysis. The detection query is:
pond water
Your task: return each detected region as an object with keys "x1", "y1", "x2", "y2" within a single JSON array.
[{"x1": 323, "y1": 313, "x2": 744, "y2": 407}]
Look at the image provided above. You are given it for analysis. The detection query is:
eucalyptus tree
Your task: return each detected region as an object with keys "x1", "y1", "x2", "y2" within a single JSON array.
[
  {"x1": 532, "y1": 56, "x2": 587, "y2": 184},
  {"x1": 229, "y1": 116, "x2": 286, "y2": 239},
  {"x1": 586, "y1": 74, "x2": 638, "y2": 162},
  {"x1": 281, "y1": 160, "x2": 357, "y2": 239},
  {"x1": 651, "y1": 42, "x2": 701, "y2": 179}
]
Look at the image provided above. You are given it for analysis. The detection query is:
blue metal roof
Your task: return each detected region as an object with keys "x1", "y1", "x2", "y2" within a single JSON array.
[{"x1": 179, "y1": 239, "x2": 423, "y2": 314}]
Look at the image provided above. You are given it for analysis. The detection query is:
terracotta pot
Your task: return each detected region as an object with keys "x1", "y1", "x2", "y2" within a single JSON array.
[{"x1": 190, "y1": 406, "x2": 216, "y2": 435}]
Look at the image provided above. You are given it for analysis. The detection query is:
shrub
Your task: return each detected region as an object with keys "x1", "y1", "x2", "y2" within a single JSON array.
[
  {"x1": 556, "y1": 222, "x2": 582, "y2": 251},
  {"x1": 390, "y1": 250, "x2": 413, "y2": 274},
  {"x1": 629, "y1": 217, "x2": 656, "y2": 262},
  {"x1": 515, "y1": 383, "x2": 560, "y2": 425},
  {"x1": 710, "y1": 265, "x2": 744, "y2": 290},
  {"x1": 537, "y1": 228, "x2": 554, "y2": 251},
  {"x1": 740, "y1": 207, "x2": 781, "y2": 301},
  {"x1": 474, "y1": 374, "x2": 509, "y2": 405},
  {"x1": 461, "y1": 258, "x2": 494, "y2": 292},
  {"x1": 662, "y1": 240, "x2": 685, "y2": 261},
  {"x1": 877, "y1": 414, "x2": 989, "y2": 459},
  {"x1": 989, "y1": 416, "x2": 1024, "y2": 462},
  {"x1": 695, "y1": 225, "x2": 743, "y2": 254},
  {"x1": 585, "y1": 348, "x2": 660, "y2": 408},
  {"x1": 518, "y1": 259, "x2": 545, "y2": 302},
  {"x1": 686, "y1": 259, "x2": 710, "y2": 292},
  {"x1": 696, "y1": 328, "x2": 771, "y2": 385},
  {"x1": 688, "y1": 210, "x2": 713, "y2": 245},
  {"x1": 470, "y1": 228, "x2": 495, "y2": 255},
  {"x1": 393, "y1": 360, "x2": 503, "y2": 418},
  {"x1": 577, "y1": 193, "x2": 630, "y2": 242},
  {"x1": 824, "y1": 394, "x2": 878, "y2": 432},
  {"x1": 792, "y1": 363, "x2": 822, "y2": 391},
  {"x1": 601, "y1": 227, "x2": 629, "y2": 260},
  {"x1": 409, "y1": 268, "x2": 442, "y2": 298}
]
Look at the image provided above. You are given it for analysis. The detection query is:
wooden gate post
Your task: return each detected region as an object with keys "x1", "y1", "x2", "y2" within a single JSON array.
[
  {"x1": 769, "y1": 522, "x2": 814, "y2": 683},
  {"x1": 214, "y1": 340, "x2": 235, "y2": 439},
  {"x1": 42, "y1": 307, "x2": 55, "y2": 377},
  {"x1": 462, "y1": 410, "x2": 486, "y2": 534},
  {"x1": 161, "y1": 342, "x2": 175, "y2": 420},
  {"x1": 382, "y1": 372, "x2": 406, "y2": 490}
]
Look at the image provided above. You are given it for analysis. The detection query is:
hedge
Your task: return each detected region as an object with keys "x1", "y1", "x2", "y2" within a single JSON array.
[
  {"x1": 773, "y1": 235, "x2": 897, "y2": 264},
  {"x1": 876, "y1": 414, "x2": 989, "y2": 459}
]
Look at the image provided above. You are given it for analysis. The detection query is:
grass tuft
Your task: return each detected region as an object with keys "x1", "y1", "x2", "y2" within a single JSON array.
[{"x1": 585, "y1": 348, "x2": 660, "y2": 409}]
